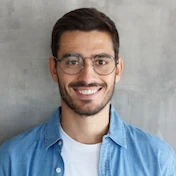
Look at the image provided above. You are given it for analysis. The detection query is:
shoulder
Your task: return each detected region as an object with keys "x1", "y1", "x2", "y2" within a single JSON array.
[
  {"x1": 0, "y1": 121, "x2": 47, "y2": 155},
  {"x1": 124, "y1": 122, "x2": 176, "y2": 174},
  {"x1": 0, "y1": 107, "x2": 61, "y2": 156},
  {"x1": 124, "y1": 121, "x2": 174, "y2": 151},
  {"x1": 0, "y1": 121, "x2": 48, "y2": 175}
]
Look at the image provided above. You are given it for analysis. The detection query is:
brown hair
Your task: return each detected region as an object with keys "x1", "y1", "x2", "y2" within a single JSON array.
[{"x1": 51, "y1": 8, "x2": 120, "y2": 58}]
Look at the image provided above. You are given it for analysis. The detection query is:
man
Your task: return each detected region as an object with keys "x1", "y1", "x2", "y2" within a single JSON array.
[{"x1": 0, "y1": 8, "x2": 175, "y2": 176}]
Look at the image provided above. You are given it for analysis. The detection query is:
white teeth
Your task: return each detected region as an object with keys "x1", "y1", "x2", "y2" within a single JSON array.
[{"x1": 78, "y1": 89, "x2": 98, "y2": 95}]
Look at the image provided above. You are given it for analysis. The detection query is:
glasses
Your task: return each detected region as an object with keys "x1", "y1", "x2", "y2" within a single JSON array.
[{"x1": 53, "y1": 52, "x2": 119, "y2": 75}]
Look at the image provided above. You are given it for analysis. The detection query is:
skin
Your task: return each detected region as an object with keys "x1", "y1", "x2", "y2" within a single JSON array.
[{"x1": 48, "y1": 30, "x2": 123, "y2": 144}]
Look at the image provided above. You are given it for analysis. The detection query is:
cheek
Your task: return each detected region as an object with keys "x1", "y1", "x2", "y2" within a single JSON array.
[
  {"x1": 58, "y1": 74, "x2": 76, "y2": 88},
  {"x1": 102, "y1": 76, "x2": 116, "y2": 89},
  {"x1": 107, "y1": 73, "x2": 117, "y2": 83}
]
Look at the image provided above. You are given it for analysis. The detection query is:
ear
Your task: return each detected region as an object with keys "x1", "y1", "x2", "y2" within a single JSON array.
[
  {"x1": 115, "y1": 57, "x2": 123, "y2": 83},
  {"x1": 48, "y1": 56, "x2": 58, "y2": 82}
]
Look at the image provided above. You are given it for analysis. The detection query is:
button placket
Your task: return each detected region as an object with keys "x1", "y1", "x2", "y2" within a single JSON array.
[
  {"x1": 58, "y1": 140, "x2": 62, "y2": 146},
  {"x1": 56, "y1": 167, "x2": 61, "y2": 173}
]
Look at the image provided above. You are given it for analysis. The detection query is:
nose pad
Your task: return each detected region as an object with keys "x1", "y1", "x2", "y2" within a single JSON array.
[
  {"x1": 82, "y1": 58, "x2": 95, "y2": 72},
  {"x1": 78, "y1": 58, "x2": 97, "y2": 82},
  {"x1": 82, "y1": 58, "x2": 99, "y2": 75}
]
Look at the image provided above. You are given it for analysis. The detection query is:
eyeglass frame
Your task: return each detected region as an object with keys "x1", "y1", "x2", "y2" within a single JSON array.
[{"x1": 52, "y1": 52, "x2": 119, "y2": 76}]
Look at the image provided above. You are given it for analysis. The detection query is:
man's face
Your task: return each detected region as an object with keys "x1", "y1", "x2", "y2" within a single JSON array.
[{"x1": 49, "y1": 30, "x2": 123, "y2": 116}]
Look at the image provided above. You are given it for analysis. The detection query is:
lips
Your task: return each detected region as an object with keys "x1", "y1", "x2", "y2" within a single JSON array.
[
  {"x1": 70, "y1": 82, "x2": 105, "y2": 97},
  {"x1": 72, "y1": 87, "x2": 102, "y2": 98},
  {"x1": 78, "y1": 89, "x2": 98, "y2": 95}
]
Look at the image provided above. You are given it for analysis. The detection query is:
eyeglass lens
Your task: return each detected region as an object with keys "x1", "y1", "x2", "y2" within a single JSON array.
[{"x1": 60, "y1": 53, "x2": 116, "y2": 75}]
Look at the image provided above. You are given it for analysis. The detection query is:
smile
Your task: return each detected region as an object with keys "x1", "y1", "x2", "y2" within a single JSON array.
[{"x1": 78, "y1": 89, "x2": 98, "y2": 95}]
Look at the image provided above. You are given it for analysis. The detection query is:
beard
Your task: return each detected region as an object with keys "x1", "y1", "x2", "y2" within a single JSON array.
[{"x1": 57, "y1": 76, "x2": 116, "y2": 116}]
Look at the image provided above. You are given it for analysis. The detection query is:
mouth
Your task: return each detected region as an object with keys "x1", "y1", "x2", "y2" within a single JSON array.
[
  {"x1": 69, "y1": 81, "x2": 105, "y2": 99},
  {"x1": 78, "y1": 89, "x2": 99, "y2": 95},
  {"x1": 73, "y1": 87, "x2": 102, "y2": 98}
]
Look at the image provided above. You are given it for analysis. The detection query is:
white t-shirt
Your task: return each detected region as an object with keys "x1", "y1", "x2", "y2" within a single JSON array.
[{"x1": 59, "y1": 125, "x2": 101, "y2": 176}]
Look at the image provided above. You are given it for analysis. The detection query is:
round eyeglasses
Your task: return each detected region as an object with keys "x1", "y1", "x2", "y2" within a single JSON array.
[{"x1": 53, "y1": 52, "x2": 119, "y2": 75}]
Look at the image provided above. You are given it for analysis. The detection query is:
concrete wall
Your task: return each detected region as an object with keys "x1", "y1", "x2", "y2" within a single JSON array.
[{"x1": 0, "y1": 0, "x2": 175, "y2": 151}]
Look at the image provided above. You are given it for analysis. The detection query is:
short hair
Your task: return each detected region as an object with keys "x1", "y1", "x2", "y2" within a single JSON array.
[{"x1": 51, "y1": 8, "x2": 120, "y2": 58}]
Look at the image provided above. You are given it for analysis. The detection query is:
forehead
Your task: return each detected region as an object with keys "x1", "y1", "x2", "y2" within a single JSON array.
[{"x1": 58, "y1": 30, "x2": 114, "y2": 57}]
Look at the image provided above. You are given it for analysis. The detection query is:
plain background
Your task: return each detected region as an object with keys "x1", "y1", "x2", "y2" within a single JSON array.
[{"x1": 0, "y1": 0, "x2": 176, "y2": 151}]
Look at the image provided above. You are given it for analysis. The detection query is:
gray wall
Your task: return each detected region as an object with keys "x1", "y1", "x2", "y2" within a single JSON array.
[{"x1": 0, "y1": 0, "x2": 176, "y2": 151}]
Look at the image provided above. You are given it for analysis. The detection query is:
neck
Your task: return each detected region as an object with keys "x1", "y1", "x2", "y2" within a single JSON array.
[{"x1": 60, "y1": 102, "x2": 110, "y2": 144}]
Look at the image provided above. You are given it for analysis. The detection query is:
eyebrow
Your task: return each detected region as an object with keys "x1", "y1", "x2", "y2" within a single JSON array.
[{"x1": 62, "y1": 52, "x2": 114, "y2": 58}]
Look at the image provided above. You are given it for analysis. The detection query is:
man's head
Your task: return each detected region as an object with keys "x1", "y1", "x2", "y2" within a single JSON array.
[
  {"x1": 51, "y1": 8, "x2": 120, "y2": 58},
  {"x1": 49, "y1": 8, "x2": 123, "y2": 116}
]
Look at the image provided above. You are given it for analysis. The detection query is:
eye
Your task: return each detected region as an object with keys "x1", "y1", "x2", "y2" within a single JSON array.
[
  {"x1": 66, "y1": 59, "x2": 79, "y2": 65},
  {"x1": 63, "y1": 56, "x2": 82, "y2": 68},
  {"x1": 94, "y1": 54, "x2": 112, "y2": 66},
  {"x1": 95, "y1": 59, "x2": 107, "y2": 65}
]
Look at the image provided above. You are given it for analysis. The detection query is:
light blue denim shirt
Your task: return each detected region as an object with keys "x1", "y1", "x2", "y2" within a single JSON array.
[{"x1": 0, "y1": 106, "x2": 175, "y2": 176}]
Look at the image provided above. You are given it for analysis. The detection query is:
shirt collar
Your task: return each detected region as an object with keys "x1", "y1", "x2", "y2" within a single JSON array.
[
  {"x1": 45, "y1": 107, "x2": 62, "y2": 149},
  {"x1": 45, "y1": 105, "x2": 127, "y2": 149},
  {"x1": 106, "y1": 105, "x2": 127, "y2": 149}
]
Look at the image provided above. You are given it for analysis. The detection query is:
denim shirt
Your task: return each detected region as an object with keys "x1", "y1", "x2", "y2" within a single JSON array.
[{"x1": 0, "y1": 106, "x2": 175, "y2": 176}]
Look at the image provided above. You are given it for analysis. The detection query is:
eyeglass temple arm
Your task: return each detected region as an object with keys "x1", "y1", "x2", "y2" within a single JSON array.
[{"x1": 52, "y1": 56, "x2": 61, "y2": 62}]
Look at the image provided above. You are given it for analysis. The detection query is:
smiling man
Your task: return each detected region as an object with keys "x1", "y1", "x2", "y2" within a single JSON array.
[{"x1": 0, "y1": 8, "x2": 176, "y2": 176}]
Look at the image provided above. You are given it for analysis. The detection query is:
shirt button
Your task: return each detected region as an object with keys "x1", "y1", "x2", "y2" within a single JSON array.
[
  {"x1": 56, "y1": 167, "x2": 61, "y2": 173},
  {"x1": 58, "y1": 140, "x2": 62, "y2": 146}
]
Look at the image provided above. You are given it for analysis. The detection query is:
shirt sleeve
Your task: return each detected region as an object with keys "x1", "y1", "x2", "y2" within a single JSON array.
[
  {"x1": 159, "y1": 145, "x2": 176, "y2": 176},
  {"x1": 171, "y1": 151, "x2": 176, "y2": 176},
  {"x1": 0, "y1": 145, "x2": 11, "y2": 176}
]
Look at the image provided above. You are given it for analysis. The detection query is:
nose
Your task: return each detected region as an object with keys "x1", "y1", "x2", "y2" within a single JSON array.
[{"x1": 77, "y1": 58, "x2": 97, "y2": 83}]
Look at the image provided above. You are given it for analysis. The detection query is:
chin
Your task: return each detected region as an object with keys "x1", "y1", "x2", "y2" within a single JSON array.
[{"x1": 68, "y1": 102, "x2": 109, "y2": 116}]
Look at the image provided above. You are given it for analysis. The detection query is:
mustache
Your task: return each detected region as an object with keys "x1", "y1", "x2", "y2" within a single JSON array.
[{"x1": 69, "y1": 81, "x2": 105, "y2": 87}]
